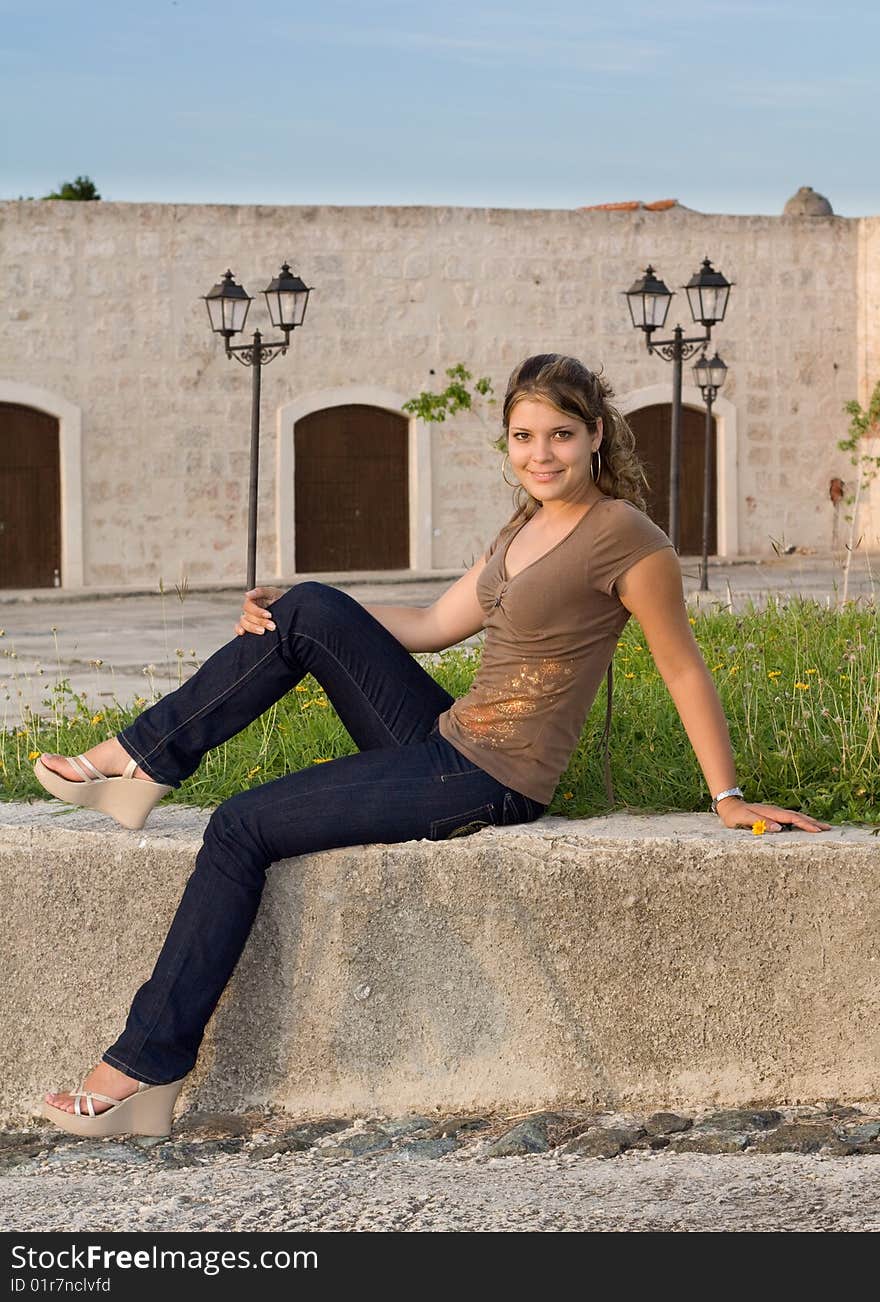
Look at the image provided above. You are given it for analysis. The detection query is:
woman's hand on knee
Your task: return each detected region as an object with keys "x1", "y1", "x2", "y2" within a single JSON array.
[{"x1": 234, "y1": 586, "x2": 287, "y2": 636}]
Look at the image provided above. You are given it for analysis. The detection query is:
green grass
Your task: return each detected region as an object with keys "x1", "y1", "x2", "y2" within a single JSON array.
[{"x1": 1, "y1": 599, "x2": 878, "y2": 825}]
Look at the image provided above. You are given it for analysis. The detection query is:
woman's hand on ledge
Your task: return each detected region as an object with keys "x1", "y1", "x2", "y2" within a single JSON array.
[
  {"x1": 234, "y1": 586, "x2": 287, "y2": 637},
  {"x1": 716, "y1": 798, "x2": 831, "y2": 834}
]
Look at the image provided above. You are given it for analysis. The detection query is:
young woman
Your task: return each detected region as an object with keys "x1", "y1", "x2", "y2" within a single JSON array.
[{"x1": 37, "y1": 354, "x2": 830, "y2": 1137}]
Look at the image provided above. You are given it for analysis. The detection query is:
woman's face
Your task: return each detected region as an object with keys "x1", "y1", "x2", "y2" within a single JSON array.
[{"x1": 507, "y1": 397, "x2": 603, "y2": 507}]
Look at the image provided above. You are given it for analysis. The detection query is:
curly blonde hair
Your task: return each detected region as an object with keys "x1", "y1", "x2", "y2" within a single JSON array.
[{"x1": 495, "y1": 354, "x2": 650, "y2": 520}]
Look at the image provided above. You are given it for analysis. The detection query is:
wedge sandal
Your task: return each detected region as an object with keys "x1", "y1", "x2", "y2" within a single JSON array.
[
  {"x1": 42, "y1": 1076, "x2": 188, "y2": 1138},
  {"x1": 34, "y1": 753, "x2": 171, "y2": 830}
]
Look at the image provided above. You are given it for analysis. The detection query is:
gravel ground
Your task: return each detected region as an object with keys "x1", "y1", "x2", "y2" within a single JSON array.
[{"x1": 3, "y1": 1148, "x2": 880, "y2": 1233}]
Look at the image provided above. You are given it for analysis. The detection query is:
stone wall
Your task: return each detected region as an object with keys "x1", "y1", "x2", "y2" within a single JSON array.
[
  {"x1": 3, "y1": 805, "x2": 878, "y2": 1120},
  {"x1": 0, "y1": 199, "x2": 875, "y2": 587}
]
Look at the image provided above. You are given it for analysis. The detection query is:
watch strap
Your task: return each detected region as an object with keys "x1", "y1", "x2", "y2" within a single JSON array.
[{"x1": 710, "y1": 786, "x2": 744, "y2": 814}]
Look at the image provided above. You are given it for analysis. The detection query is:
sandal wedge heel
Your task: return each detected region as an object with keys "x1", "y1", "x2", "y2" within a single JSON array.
[
  {"x1": 34, "y1": 753, "x2": 172, "y2": 831},
  {"x1": 42, "y1": 1076, "x2": 188, "y2": 1139}
]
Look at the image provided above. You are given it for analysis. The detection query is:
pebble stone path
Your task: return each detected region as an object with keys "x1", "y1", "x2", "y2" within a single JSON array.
[{"x1": 3, "y1": 1101, "x2": 880, "y2": 1232}]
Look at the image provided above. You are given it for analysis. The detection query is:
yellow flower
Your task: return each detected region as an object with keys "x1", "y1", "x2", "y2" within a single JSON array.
[
  {"x1": 688, "y1": 616, "x2": 696, "y2": 625},
  {"x1": 624, "y1": 672, "x2": 635, "y2": 679},
  {"x1": 562, "y1": 791, "x2": 573, "y2": 800},
  {"x1": 134, "y1": 697, "x2": 147, "y2": 708},
  {"x1": 752, "y1": 819, "x2": 767, "y2": 835},
  {"x1": 246, "y1": 765, "x2": 261, "y2": 778},
  {"x1": 712, "y1": 663, "x2": 724, "y2": 672},
  {"x1": 616, "y1": 641, "x2": 625, "y2": 648},
  {"x1": 90, "y1": 713, "x2": 104, "y2": 725},
  {"x1": 295, "y1": 683, "x2": 308, "y2": 691},
  {"x1": 768, "y1": 670, "x2": 782, "y2": 679},
  {"x1": 806, "y1": 668, "x2": 818, "y2": 675},
  {"x1": 313, "y1": 757, "x2": 332, "y2": 764},
  {"x1": 29, "y1": 750, "x2": 40, "y2": 760},
  {"x1": 728, "y1": 665, "x2": 739, "y2": 674},
  {"x1": 794, "y1": 682, "x2": 809, "y2": 691}
]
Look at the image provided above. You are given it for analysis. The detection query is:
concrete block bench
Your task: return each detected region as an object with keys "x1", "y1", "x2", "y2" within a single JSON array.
[{"x1": 2, "y1": 802, "x2": 877, "y2": 1125}]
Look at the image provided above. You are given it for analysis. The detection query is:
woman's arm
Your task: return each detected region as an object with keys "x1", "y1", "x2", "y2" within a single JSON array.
[
  {"x1": 615, "y1": 550, "x2": 830, "y2": 833},
  {"x1": 233, "y1": 558, "x2": 489, "y2": 653},
  {"x1": 364, "y1": 554, "x2": 489, "y2": 653}
]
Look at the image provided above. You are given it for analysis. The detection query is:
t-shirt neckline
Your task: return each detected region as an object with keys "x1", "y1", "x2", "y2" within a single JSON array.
[{"x1": 501, "y1": 495, "x2": 612, "y2": 583}]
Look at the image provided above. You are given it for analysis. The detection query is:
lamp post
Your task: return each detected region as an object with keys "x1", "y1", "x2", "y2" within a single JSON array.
[
  {"x1": 692, "y1": 350, "x2": 728, "y2": 592},
  {"x1": 203, "y1": 264, "x2": 312, "y2": 589},
  {"x1": 624, "y1": 258, "x2": 732, "y2": 552}
]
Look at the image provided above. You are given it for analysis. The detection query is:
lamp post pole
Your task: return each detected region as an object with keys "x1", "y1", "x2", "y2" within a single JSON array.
[
  {"x1": 692, "y1": 350, "x2": 729, "y2": 592},
  {"x1": 203, "y1": 265, "x2": 312, "y2": 590},
  {"x1": 701, "y1": 384, "x2": 713, "y2": 590},
  {"x1": 624, "y1": 259, "x2": 733, "y2": 554},
  {"x1": 245, "y1": 329, "x2": 268, "y2": 590},
  {"x1": 670, "y1": 324, "x2": 684, "y2": 552}
]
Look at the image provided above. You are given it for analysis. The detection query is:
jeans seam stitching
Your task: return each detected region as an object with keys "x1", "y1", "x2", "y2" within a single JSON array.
[
  {"x1": 129, "y1": 628, "x2": 409, "y2": 769},
  {"x1": 100, "y1": 1052, "x2": 165, "y2": 1086},
  {"x1": 126, "y1": 643, "x2": 280, "y2": 766},
  {"x1": 109, "y1": 869, "x2": 210, "y2": 1076}
]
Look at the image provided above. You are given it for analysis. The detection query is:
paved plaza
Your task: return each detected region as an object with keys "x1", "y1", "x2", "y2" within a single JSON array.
[{"x1": 0, "y1": 550, "x2": 877, "y2": 722}]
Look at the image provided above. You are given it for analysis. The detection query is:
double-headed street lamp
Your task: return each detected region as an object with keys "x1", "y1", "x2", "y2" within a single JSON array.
[
  {"x1": 203, "y1": 264, "x2": 312, "y2": 589},
  {"x1": 624, "y1": 257, "x2": 733, "y2": 552},
  {"x1": 692, "y1": 350, "x2": 728, "y2": 592}
]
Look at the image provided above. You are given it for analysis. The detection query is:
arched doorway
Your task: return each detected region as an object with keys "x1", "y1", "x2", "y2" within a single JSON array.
[
  {"x1": 627, "y1": 403, "x2": 717, "y2": 555},
  {"x1": 0, "y1": 404, "x2": 61, "y2": 587},
  {"x1": 293, "y1": 404, "x2": 409, "y2": 571}
]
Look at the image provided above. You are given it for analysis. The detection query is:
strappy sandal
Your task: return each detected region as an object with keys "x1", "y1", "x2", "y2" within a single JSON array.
[
  {"x1": 42, "y1": 1075, "x2": 188, "y2": 1139},
  {"x1": 34, "y1": 753, "x2": 172, "y2": 830}
]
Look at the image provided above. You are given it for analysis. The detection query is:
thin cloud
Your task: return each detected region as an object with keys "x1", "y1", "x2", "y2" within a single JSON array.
[{"x1": 272, "y1": 20, "x2": 666, "y2": 74}]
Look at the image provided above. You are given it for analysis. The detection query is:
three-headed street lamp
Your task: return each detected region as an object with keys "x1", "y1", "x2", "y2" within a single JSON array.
[
  {"x1": 624, "y1": 257, "x2": 733, "y2": 553},
  {"x1": 692, "y1": 350, "x2": 728, "y2": 592},
  {"x1": 203, "y1": 264, "x2": 312, "y2": 589}
]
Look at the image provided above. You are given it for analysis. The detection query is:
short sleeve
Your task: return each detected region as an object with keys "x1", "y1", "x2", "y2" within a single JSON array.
[{"x1": 589, "y1": 499, "x2": 675, "y2": 597}]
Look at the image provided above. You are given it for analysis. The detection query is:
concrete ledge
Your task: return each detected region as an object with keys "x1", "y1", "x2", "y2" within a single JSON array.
[{"x1": 2, "y1": 803, "x2": 878, "y2": 1124}]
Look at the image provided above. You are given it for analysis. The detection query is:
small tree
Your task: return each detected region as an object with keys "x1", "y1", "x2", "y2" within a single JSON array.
[
  {"x1": 43, "y1": 175, "x2": 101, "y2": 201},
  {"x1": 837, "y1": 379, "x2": 880, "y2": 604},
  {"x1": 402, "y1": 363, "x2": 495, "y2": 425}
]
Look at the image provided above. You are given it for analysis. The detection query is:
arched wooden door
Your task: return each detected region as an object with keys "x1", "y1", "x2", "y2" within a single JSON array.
[
  {"x1": 294, "y1": 404, "x2": 409, "y2": 571},
  {"x1": 626, "y1": 403, "x2": 717, "y2": 555},
  {"x1": 0, "y1": 404, "x2": 61, "y2": 587}
]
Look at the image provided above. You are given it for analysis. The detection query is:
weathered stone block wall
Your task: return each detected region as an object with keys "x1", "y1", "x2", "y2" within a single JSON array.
[{"x1": 0, "y1": 199, "x2": 870, "y2": 586}]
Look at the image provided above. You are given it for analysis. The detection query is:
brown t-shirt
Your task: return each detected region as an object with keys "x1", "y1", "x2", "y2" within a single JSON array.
[{"x1": 436, "y1": 496, "x2": 675, "y2": 804}]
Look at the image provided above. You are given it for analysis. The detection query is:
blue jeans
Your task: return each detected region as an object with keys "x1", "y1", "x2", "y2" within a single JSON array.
[{"x1": 102, "y1": 581, "x2": 546, "y2": 1084}]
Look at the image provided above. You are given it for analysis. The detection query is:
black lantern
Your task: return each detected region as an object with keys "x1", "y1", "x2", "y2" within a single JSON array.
[
  {"x1": 202, "y1": 270, "x2": 252, "y2": 338},
  {"x1": 684, "y1": 258, "x2": 733, "y2": 327},
  {"x1": 263, "y1": 262, "x2": 312, "y2": 334},
  {"x1": 693, "y1": 350, "x2": 728, "y2": 393},
  {"x1": 624, "y1": 265, "x2": 673, "y2": 333}
]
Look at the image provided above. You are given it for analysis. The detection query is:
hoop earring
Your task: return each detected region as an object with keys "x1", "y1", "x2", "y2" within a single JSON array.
[
  {"x1": 591, "y1": 447, "x2": 602, "y2": 483},
  {"x1": 501, "y1": 453, "x2": 519, "y2": 488}
]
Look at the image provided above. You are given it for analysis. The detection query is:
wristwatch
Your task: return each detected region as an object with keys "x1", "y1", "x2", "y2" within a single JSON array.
[{"x1": 710, "y1": 786, "x2": 744, "y2": 815}]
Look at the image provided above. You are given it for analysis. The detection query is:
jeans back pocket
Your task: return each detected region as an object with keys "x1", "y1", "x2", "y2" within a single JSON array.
[{"x1": 428, "y1": 803, "x2": 497, "y2": 841}]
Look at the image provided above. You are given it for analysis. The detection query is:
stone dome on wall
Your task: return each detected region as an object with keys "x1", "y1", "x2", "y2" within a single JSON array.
[{"x1": 783, "y1": 186, "x2": 834, "y2": 216}]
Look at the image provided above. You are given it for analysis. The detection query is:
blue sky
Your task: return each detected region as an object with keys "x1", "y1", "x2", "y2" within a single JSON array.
[{"x1": 2, "y1": 0, "x2": 877, "y2": 215}]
